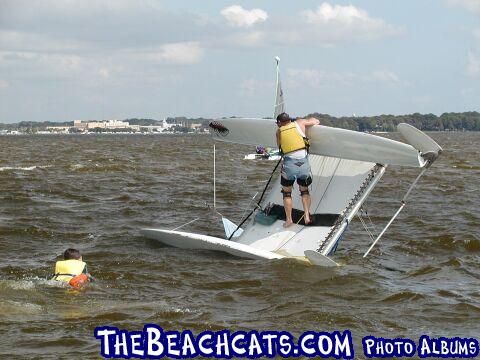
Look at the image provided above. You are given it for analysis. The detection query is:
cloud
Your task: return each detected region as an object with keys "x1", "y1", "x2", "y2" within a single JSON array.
[
  {"x1": 299, "y1": 2, "x2": 404, "y2": 42},
  {"x1": 286, "y1": 69, "x2": 326, "y2": 88},
  {"x1": 286, "y1": 68, "x2": 404, "y2": 88},
  {"x1": 466, "y1": 52, "x2": 480, "y2": 76},
  {"x1": 239, "y1": 78, "x2": 273, "y2": 96},
  {"x1": 224, "y1": 2, "x2": 404, "y2": 48},
  {"x1": 221, "y1": 5, "x2": 268, "y2": 28},
  {"x1": 0, "y1": 30, "x2": 89, "y2": 53},
  {"x1": 371, "y1": 70, "x2": 401, "y2": 84},
  {"x1": 0, "y1": 0, "x2": 401, "y2": 59},
  {"x1": 0, "y1": 0, "x2": 214, "y2": 50},
  {"x1": 0, "y1": 49, "x2": 127, "y2": 85},
  {"x1": 303, "y1": 2, "x2": 377, "y2": 24},
  {"x1": 444, "y1": 0, "x2": 480, "y2": 14},
  {"x1": 0, "y1": 51, "x2": 85, "y2": 76},
  {"x1": 228, "y1": 31, "x2": 267, "y2": 47},
  {"x1": 146, "y1": 42, "x2": 204, "y2": 65},
  {"x1": 0, "y1": 1, "x2": 411, "y2": 122},
  {"x1": 0, "y1": 0, "x2": 207, "y2": 87}
]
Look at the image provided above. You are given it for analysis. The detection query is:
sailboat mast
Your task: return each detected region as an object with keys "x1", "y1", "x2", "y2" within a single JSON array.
[{"x1": 274, "y1": 56, "x2": 280, "y2": 118}]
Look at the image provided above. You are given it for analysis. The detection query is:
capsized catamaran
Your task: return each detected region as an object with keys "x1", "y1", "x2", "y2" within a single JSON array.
[{"x1": 141, "y1": 57, "x2": 442, "y2": 266}]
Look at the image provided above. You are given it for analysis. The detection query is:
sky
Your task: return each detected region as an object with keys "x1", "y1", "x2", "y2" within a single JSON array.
[{"x1": 0, "y1": 0, "x2": 479, "y2": 123}]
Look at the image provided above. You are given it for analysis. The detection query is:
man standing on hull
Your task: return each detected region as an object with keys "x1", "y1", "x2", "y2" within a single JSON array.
[{"x1": 276, "y1": 112, "x2": 320, "y2": 228}]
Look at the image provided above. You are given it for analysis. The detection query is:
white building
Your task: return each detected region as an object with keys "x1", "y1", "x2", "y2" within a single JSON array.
[{"x1": 105, "y1": 119, "x2": 129, "y2": 129}]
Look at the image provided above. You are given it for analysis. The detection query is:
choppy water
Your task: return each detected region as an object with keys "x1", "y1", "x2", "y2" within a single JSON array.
[{"x1": 0, "y1": 132, "x2": 478, "y2": 359}]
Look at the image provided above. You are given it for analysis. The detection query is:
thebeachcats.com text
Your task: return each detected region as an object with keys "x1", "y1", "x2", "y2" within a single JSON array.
[{"x1": 94, "y1": 325, "x2": 479, "y2": 359}]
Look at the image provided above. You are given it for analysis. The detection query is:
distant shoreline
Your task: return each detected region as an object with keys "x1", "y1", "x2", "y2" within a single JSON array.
[
  {"x1": 0, "y1": 130, "x2": 476, "y2": 137},
  {"x1": 2, "y1": 111, "x2": 479, "y2": 133},
  {"x1": 0, "y1": 132, "x2": 210, "y2": 136}
]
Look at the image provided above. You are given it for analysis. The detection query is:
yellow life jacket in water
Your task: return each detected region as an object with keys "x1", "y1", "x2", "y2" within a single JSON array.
[
  {"x1": 278, "y1": 122, "x2": 309, "y2": 154},
  {"x1": 53, "y1": 259, "x2": 86, "y2": 282}
]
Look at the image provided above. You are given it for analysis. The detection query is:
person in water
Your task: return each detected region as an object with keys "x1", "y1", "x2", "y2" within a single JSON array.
[
  {"x1": 276, "y1": 112, "x2": 320, "y2": 227},
  {"x1": 52, "y1": 248, "x2": 92, "y2": 287}
]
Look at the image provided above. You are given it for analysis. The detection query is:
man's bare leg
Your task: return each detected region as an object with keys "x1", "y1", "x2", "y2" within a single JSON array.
[
  {"x1": 282, "y1": 186, "x2": 293, "y2": 227},
  {"x1": 299, "y1": 185, "x2": 312, "y2": 225}
]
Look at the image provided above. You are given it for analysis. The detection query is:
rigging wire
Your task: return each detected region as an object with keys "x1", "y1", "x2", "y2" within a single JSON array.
[
  {"x1": 238, "y1": 192, "x2": 259, "y2": 223},
  {"x1": 227, "y1": 157, "x2": 282, "y2": 240},
  {"x1": 171, "y1": 218, "x2": 200, "y2": 231},
  {"x1": 358, "y1": 206, "x2": 378, "y2": 238},
  {"x1": 356, "y1": 214, "x2": 376, "y2": 243}
]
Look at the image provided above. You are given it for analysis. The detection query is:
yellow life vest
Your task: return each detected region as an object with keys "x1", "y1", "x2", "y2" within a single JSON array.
[
  {"x1": 53, "y1": 259, "x2": 86, "y2": 282},
  {"x1": 278, "y1": 122, "x2": 308, "y2": 154}
]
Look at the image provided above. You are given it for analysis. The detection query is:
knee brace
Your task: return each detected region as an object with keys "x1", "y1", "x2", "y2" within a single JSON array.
[
  {"x1": 281, "y1": 189, "x2": 292, "y2": 199},
  {"x1": 297, "y1": 176, "x2": 312, "y2": 187},
  {"x1": 300, "y1": 189, "x2": 310, "y2": 197}
]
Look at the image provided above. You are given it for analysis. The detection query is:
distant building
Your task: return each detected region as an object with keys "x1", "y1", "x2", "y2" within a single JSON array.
[
  {"x1": 74, "y1": 119, "x2": 132, "y2": 131},
  {"x1": 87, "y1": 121, "x2": 106, "y2": 129},
  {"x1": 68, "y1": 118, "x2": 177, "y2": 133},
  {"x1": 105, "y1": 119, "x2": 129, "y2": 129},
  {"x1": 73, "y1": 119, "x2": 87, "y2": 131},
  {"x1": 46, "y1": 126, "x2": 70, "y2": 133},
  {"x1": 139, "y1": 118, "x2": 174, "y2": 133}
]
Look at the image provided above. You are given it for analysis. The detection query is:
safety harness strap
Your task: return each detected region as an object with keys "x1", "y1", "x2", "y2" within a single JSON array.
[{"x1": 52, "y1": 273, "x2": 76, "y2": 279}]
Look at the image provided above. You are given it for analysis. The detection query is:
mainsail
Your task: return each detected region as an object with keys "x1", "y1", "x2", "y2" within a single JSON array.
[{"x1": 273, "y1": 57, "x2": 285, "y2": 119}]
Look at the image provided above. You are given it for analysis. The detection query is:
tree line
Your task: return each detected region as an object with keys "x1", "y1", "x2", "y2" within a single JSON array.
[
  {"x1": 302, "y1": 111, "x2": 480, "y2": 132},
  {"x1": 1, "y1": 112, "x2": 479, "y2": 132}
]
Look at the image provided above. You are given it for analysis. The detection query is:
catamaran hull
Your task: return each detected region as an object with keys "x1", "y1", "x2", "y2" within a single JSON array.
[
  {"x1": 141, "y1": 228, "x2": 339, "y2": 266},
  {"x1": 210, "y1": 118, "x2": 426, "y2": 167},
  {"x1": 141, "y1": 228, "x2": 284, "y2": 260}
]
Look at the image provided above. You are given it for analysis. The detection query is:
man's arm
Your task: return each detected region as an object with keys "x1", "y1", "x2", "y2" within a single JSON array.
[
  {"x1": 276, "y1": 128, "x2": 280, "y2": 148},
  {"x1": 297, "y1": 117, "x2": 320, "y2": 134},
  {"x1": 300, "y1": 117, "x2": 320, "y2": 127}
]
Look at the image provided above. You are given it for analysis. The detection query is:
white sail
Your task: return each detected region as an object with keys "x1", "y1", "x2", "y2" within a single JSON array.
[
  {"x1": 222, "y1": 217, "x2": 243, "y2": 238},
  {"x1": 274, "y1": 57, "x2": 285, "y2": 119}
]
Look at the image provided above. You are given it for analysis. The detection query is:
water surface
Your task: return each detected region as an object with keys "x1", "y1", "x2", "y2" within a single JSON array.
[{"x1": 0, "y1": 132, "x2": 478, "y2": 358}]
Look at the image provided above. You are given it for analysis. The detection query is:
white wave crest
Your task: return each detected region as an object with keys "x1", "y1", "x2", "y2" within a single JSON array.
[{"x1": 0, "y1": 165, "x2": 52, "y2": 172}]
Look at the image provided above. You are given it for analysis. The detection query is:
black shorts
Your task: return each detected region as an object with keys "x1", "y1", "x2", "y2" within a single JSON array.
[{"x1": 281, "y1": 175, "x2": 312, "y2": 187}]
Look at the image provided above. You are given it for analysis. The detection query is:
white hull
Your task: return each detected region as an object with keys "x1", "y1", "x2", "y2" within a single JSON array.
[
  {"x1": 244, "y1": 153, "x2": 282, "y2": 161},
  {"x1": 141, "y1": 229, "x2": 284, "y2": 260},
  {"x1": 141, "y1": 228, "x2": 343, "y2": 266},
  {"x1": 210, "y1": 118, "x2": 425, "y2": 167},
  {"x1": 398, "y1": 123, "x2": 443, "y2": 154}
]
